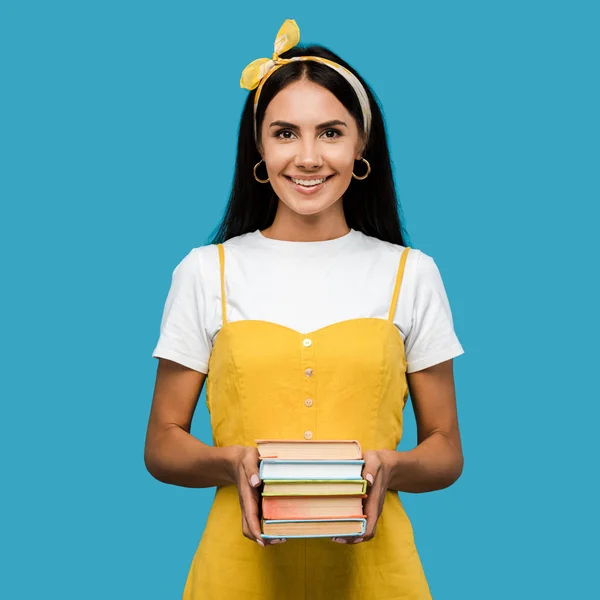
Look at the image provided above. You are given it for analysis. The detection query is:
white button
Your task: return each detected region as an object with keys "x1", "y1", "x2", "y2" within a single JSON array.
[
  {"x1": 304, "y1": 368, "x2": 314, "y2": 377},
  {"x1": 304, "y1": 430, "x2": 313, "y2": 439},
  {"x1": 303, "y1": 338, "x2": 312, "y2": 347},
  {"x1": 304, "y1": 399, "x2": 313, "y2": 407}
]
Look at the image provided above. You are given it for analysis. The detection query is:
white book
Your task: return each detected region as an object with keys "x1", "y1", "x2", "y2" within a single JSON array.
[{"x1": 259, "y1": 459, "x2": 365, "y2": 480}]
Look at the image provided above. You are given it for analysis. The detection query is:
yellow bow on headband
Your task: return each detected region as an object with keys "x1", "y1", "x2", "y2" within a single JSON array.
[
  {"x1": 240, "y1": 19, "x2": 300, "y2": 90},
  {"x1": 239, "y1": 18, "x2": 372, "y2": 144}
]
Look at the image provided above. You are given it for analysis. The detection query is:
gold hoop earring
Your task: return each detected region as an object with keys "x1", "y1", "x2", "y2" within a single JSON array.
[
  {"x1": 253, "y1": 159, "x2": 270, "y2": 183},
  {"x1": 352, "y1": 157, "x2": 371, "y2": 180}
]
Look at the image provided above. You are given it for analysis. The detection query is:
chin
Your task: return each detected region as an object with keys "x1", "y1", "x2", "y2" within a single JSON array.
[
  {"x1": 271, "y1": 173, "x2": 348, "y2": 216},
  {"x1": 280, "y1": 196, "x2": 339, "y2": 216}
]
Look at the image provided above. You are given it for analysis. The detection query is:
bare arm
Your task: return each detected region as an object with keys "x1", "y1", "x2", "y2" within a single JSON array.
[
  {"x1": 144, "y1": 358, "x2": 275, "y2": 546},
  {"x1": 144, "y1": 358, "x2": 238, "y2": 488},
  {"x1": 386, "y1": 358, "x2": 464, "y2": 493},
  {"x1": 346, "y1": 359, "x2": 464, "y2": 543}
]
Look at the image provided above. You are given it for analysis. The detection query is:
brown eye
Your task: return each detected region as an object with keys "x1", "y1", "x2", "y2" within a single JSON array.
[
  {"x1": 323, "y1": 128, "x2": 342, "y2": 139},
  {"x1": 274, "y1": 129, "x2": 295, "y2": 139}
]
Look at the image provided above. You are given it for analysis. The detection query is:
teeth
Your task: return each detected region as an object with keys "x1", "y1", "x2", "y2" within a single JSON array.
[{"x1": 291, "y1": 177, "x2": 327, "y2": 186}]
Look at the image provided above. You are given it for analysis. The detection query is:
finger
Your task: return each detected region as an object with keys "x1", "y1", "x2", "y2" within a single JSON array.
[
  {"x1": 332, "y1": 511, "x2": 370, "y2": 544},
  {"x1": 239, "y1": 488, "x2": 285, "y2": 547},
  {"x1": 362, "y1": 502, "x2": 378, "y2": 540},
  {"x1": 240, "y1": 500, "x2": 260, "y2": 543},
  {"x1": 241, "y1": 512, "x2": 252, "y2": 541},
  {"x1": 240, "y1": 450, "x2": 287, "y2": 546},
  {"x1": 333, "y1": 481, "x2": 379, "y2": 545},
  {"x1": 360, "y1": 485, "x2": 383, "y2": 541},
  {"x1": 241, "y1": 504, "x2": 287, "y2": 546},
  {"x1": 266, "y1": 536, "x2": 288, "y2": 545},
  {"x1": 362, "y1": 453, "x2": 382, "y2": 488},
  {"x1": 244, "y1": 492, "x2": 263, "y2": 542},
  {"x1": 332, "y1": 535, "x2": 358, "y2": 544},
  {"x1": 243, "y1": 449, "x2": 262, "y2": 489},
  {"x1": 239, "y1": 479, "x2": 264, "y2": 546},
  {"x1": 241, "y1": 459, "x2": 262, "y2": 520}
]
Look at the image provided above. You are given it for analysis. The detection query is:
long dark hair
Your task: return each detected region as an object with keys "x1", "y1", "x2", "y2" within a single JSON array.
[{"x1": 208, "y1": 44, "x2": 409, "y2": 246}]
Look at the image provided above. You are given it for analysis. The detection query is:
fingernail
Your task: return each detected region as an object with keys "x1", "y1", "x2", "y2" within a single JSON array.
[
  {"x1": 256, "y1": 538, "x2": 265, "y2": 547},
  {"x1": 332, "y1": 537, "x2": 347, "y2": 544},
  {"x1": 353, "y1": 537, "x2": 364, "y2": 544},
  {"x1": 250, "y1": 474, "x2": 260, "y2": 487},
  {"x1": 271, "y1": 538, "x2": 287, "y2": 544},
  {"x1": 366, "y1": 474, "x2": 374, "y2": 485}
]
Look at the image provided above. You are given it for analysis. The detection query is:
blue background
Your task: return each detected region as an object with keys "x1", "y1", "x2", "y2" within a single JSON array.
[{"x1": 2, "y1": 1, "x2": 598, "y2": 598}]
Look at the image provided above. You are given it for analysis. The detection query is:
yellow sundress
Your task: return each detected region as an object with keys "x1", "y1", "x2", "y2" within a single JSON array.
[{"x1": 182, "y1": 243, "x2": 432, "y2": 599}]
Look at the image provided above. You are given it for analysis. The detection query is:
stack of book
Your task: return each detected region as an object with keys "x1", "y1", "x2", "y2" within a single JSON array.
[{"x1": 256, "y1": 439, "x2": 368, "y2": 540}]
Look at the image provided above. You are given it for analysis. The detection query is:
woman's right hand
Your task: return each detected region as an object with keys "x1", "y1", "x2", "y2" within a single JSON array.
[{"x1": 227, "y1": 445, "x2": 287, "y2": 547}]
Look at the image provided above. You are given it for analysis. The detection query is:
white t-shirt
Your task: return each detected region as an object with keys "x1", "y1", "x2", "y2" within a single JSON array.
[{"x1": 152, "y1": 228, "x2": 465, "y2": 374}]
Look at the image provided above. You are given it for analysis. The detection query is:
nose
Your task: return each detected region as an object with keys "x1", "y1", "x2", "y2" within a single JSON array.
[{"x1": 294, "y1": 138, "x2": 322, "y2": 170}]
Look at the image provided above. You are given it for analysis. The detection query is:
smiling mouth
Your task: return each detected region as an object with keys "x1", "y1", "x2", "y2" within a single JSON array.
[{"x1": 284, "y1": 174, "x2": 335, "y2": 187}]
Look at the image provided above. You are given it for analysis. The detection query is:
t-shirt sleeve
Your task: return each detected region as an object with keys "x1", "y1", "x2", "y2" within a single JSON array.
[
  {"x1": 404, "y1": 251, "x2": 465, "y2": 373},
  {"x1": 151, "y1": 248, "x2": 211, "y2": 373}
]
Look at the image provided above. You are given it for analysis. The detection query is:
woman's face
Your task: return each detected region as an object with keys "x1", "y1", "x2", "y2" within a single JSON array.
[{"x1": 259, "y1": 79, "x2": 365, "y2": 217}]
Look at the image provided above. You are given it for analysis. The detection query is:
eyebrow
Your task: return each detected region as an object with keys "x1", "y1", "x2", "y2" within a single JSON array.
[{"x1": 269, "y1": 119, "x2": 348, "y2": 129}]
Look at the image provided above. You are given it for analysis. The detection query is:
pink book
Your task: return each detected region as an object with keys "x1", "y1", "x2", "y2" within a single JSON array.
[{"x1": 262, "y1": 495, "x2": 367, "y2": 520}]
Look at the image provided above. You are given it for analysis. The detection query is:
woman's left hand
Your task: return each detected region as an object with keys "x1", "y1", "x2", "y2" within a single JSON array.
[{"x1": 331, "y1": 449, "x2": 396, "y2": 545}]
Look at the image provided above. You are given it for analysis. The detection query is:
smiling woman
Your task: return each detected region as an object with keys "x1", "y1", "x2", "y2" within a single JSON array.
[
  {"x1": 260, "y1": 83, "x2": 366, "y2": 211},
  {"x1": 146, "y1": 18, "x2": 465, "y2": 600},
  {"x1": 208, "y1": 19, "x2": 398, "y2": 245},
  {"x1": 271, "y1": 117, "x2": 350, "y2": 193}
]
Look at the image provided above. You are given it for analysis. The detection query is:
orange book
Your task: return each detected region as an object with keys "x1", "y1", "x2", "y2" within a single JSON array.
[
  {"x1": 262, "y1": 495, "x2": 367, "y2": 520},
  {"x1": 255, "y1": 439, "x2": 362, "y2": 460}
]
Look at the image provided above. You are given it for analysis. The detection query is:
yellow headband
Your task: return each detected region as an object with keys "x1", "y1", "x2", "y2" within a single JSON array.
[{"x1": 240, "y1": 19, "x2": 372, "y2": 145}]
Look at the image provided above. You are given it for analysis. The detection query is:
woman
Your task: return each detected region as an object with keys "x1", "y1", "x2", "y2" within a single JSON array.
[{"x1": 145, "y1": 19, "x2": 465, "y2": 600}]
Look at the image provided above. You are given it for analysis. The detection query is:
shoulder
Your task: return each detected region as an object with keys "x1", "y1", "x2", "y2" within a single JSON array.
[
  {"x1": 165, "y1": 244, "x2": 223, "y2": 295},
  {"x1": 353, "y1": 230, "x2": 430, "y2": 275},
  {"x1": 175, "y1": 231, "x2": 261, "y2": 281},
  {"x1": 355, "y1": 232, "x2": 448, "y2": 316},
  {"x1": 171, "y1": 244, "x2": 215, "y2": 272},
  {"x1": 221, "y1": 230, "x2": 260, "y2": 250}
]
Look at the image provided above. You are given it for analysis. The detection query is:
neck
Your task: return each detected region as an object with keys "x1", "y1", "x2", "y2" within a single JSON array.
[{"x1": 261, "y1": 202, "x2": 350, "y2": 242}]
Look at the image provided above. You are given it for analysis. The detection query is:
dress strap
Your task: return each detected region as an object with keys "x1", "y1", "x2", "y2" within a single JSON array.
[
  {"x1": 217, "y1": 244, "x2": 228, "y2": 325},
  {"x1": 387, "y1": 246, "x2": 411, "y2": 321}
]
